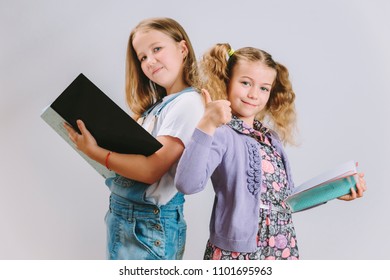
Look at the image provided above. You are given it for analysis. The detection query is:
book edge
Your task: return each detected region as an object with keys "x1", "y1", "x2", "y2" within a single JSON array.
[
  {"x1": 41, "y1": 106, "x2": 116, "y2": 179},
  {"x1": 292, "y1": 160, "x2": 357, "y2": 195}
]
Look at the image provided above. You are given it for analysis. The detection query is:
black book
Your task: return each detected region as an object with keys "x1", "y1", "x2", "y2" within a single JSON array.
[{"x1": 41, "y1": 73, "x2": 163, "y2": 178}]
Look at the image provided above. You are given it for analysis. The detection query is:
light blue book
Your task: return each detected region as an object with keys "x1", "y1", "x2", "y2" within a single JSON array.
[{"x1": 286, "y1": 160, "x2": 358, "y2": 213}]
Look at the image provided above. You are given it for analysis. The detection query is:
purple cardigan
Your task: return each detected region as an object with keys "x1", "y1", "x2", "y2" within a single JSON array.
[{"x1": 175, "y1": 126, "x2": 295, "y2": 252}]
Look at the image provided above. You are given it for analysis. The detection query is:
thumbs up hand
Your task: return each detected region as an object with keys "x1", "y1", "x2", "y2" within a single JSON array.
[{"x1": 197, "y1": 89, "x2": 232, "y2": 136}]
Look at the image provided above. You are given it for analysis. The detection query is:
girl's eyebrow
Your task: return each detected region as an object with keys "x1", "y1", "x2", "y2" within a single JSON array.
[
  {"x1": 149, "y1": 41, "x2": 163, "y2": 48},
  {"x1": 240, "y1": 75, "x2": 254, "y2": 81},
  {"x1": 240, "y1": 75, "x2": 273, "y2": 86},
  {"x1": 136, "y1": 42, "x2": 163, "y2": 57}
]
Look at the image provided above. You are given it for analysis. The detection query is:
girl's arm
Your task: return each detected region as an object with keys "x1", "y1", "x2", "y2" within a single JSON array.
[
  {"x1": 175, "y1": 89, "x2": 230, "y2": 194},
  {"x1": 175, "y1": 128, "x2": 225, "y2": 194},
  {"x1": 65, "y1": 120, "x2": 184, "y2": 184}
]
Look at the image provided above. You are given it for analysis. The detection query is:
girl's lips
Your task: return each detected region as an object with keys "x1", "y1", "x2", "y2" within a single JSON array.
[
  {"x1": 152, "y1": 67, "x2": 163, "y2": 75},
  {"x1": 241, "y1": 100, "x2": 257, "y2": 107}
]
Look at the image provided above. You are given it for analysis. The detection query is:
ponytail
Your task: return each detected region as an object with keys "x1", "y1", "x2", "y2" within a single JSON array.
[{"x1": 199, "y1": 43, "x2": 232, "y2": 100}]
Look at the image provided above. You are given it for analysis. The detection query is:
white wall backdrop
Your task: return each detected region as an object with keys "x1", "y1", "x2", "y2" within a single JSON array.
[{"x1": 1, "y1": 0, "x2": 389, "y2": 260}]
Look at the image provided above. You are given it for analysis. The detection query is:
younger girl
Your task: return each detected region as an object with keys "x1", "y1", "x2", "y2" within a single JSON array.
[
  {"x1": 65, "y1": 18, "x2": 204, "y2": 260},
  {"x1": 175, "y1": 44, "x2": 366, "y2": 260}
]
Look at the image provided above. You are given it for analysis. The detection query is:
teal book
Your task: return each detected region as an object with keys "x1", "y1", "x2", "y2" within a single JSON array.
[{"x1": 286, "y1": 160, "x2": 358, "y2": 213}]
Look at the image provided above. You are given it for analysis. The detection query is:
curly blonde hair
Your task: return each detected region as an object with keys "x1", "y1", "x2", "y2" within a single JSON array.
[
  {"x1": 200, "y1": 43, "x2": 297, "y2": 145},
  {"x1": 125, "y1": 17, "x2": 200, "y2": 119}
]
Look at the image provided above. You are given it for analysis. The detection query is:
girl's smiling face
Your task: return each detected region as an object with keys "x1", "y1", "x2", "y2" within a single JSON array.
[
  {"x1": 228, "y1": 60, "x2": 276, "y2": 126},
  {"x1": 132, "y1": 29, "x2": 188, "y2": 94}
]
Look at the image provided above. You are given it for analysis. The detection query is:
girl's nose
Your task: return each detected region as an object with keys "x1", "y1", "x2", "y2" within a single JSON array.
[
  {"x1": 146, "y1": 55, "x2": 157, "y2": 66},
  {"x1": 247, "y1": 88, "x2": 258, "y2": 99}
]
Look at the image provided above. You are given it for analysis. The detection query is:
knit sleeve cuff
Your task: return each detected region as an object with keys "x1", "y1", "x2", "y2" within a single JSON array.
[{"x1": 190, "y1": 128, "x2": 214, "y2": 147}]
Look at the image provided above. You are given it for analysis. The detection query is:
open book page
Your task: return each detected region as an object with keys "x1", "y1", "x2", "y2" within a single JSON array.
[
  {"x1": 41, "y1": 106, "x2": 116, "y2": 179},
  {"x1": 286, "y1": 160, "x2": 358, "y2": 213},
  {"x1": 292, "y1": 160, "x2": 357, "y2": 195}
]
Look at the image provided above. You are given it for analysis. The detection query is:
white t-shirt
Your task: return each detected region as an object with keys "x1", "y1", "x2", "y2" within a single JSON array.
[{"x1": 141, "y1": 89, "x2": 204, "y2": 205}]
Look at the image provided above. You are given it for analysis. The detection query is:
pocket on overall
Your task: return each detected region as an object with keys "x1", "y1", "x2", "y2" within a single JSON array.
[
  {"x1": 105, "y1": 200, "x2": 165, "y2": 260},
  {"x1": 105, "y1": 209, "x2": 141, "y2": 260},
  {"x1": 132, "y1": 216, "x2": 166, "y2": 259}
]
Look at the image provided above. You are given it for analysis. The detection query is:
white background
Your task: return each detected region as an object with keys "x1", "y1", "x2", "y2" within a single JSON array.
[{"x1": 1, "y1": 0, "x2": 389, "y2": 259}]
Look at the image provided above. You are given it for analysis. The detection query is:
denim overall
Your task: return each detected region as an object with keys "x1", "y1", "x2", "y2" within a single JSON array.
[{"x1": 104, "y1": 88, "x2": 192, "y2": 260}]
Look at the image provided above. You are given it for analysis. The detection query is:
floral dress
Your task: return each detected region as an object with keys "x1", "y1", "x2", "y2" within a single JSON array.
[{"x1": 204, "y1": 116, "x2": 299, "y2": 260}]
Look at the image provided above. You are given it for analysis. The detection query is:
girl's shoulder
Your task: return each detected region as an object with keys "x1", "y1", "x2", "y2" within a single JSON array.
[
  {"x1": 163, "y1": 88, "x2": 202, "y2": 107},
  {"x1": 175, "y1": 88, "x2": 202, "y2": 102},
  {"x1": 157, "y1": 89, "x2": 204, "y2": 131}
]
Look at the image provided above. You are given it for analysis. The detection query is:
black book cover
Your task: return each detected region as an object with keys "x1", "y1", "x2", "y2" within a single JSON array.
[{"x1": 41, "y1": 73, "x2": 162, "y2": 178}]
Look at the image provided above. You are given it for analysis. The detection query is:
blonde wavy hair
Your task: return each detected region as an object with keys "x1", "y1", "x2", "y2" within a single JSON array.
[
  {"x1": 125, "y1": 17, "x2": 200, "y2": 119},
  {"x1": 200, "y1": 43, "x2": 297, "y2": 145}
]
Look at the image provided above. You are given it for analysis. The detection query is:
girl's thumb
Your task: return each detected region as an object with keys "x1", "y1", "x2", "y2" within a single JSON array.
[{"x1": 201, "y1": 89, "x2": 212, "y2": 104}]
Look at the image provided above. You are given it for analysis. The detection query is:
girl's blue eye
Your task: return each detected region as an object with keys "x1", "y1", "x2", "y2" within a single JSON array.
[
  {"x1": 154, "y1": 47, "x2": 161, "y2": 52},
  {"x1": 242, "y1": 81, "x2": 250, "y2": 86}
]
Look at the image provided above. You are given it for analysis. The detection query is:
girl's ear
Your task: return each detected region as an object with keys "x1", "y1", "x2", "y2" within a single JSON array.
[{"x1": 179, "y1": 40, "x2": 189, "y2": 58}]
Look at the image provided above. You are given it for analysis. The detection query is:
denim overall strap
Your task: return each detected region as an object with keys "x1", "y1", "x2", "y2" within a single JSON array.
[
  {"x1": 140, "y1": 87, "x2": 194, "y2": 118},
  {"x1": 153, "y1": 87, "x2": 194, "y2": 116},
  {"x1": 105, "y1": 87, "x2": 194, "y2": 204}
]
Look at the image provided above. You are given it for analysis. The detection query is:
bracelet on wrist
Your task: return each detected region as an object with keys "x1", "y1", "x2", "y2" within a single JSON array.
[{"x1": 105, "y1": 151, "x2": 112, "y2": 170}]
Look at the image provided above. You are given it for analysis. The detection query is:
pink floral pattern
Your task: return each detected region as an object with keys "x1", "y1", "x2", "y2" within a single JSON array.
[{"x1": 204, "y1": 116, "x2": 299, "y2": 260}]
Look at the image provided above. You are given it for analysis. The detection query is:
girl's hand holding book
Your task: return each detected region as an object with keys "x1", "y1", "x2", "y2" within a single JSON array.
[
  {"x1": 64, "y1": 119, "x2": 99, "y2": 159},
  {"x1": 337, "y1": 162, "x2": 367, "y2": 201},
  {"x1": 337, "y1": 172, "x2": 367, "y2": 201}
]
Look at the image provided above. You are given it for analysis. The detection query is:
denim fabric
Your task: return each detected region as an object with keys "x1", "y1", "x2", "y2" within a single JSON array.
[
  {"x1": 105, "y1": 176, "x2": 186, "y2": 260},
  {"x1": 103, "y1": 89, "x2": 194, "y2": 260},
  {"x1": 105, "y1": 175, "x2": 150, "y2": 204}
]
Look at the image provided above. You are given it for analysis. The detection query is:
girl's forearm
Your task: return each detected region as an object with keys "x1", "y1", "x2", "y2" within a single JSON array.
[
  {"x1": 86, "y1": 146, "x2": 152, "y2": 183},
  {"x1": 89, "y1": 135, "x2": 184, "y2": 184},
  {"x1": 104, "y1": 152, "x2": 161, "y2": 184}
]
